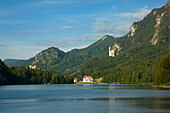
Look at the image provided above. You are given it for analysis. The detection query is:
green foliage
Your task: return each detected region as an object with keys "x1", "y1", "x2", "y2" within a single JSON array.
[
  {"x1": 32, "y1": 47, "x2": 66, "y2": 69},
  {"x1": 48, "y1": 35, "x2": 115, "y2": 74},
  {"x1": 4, "y1": 57, "x2": 35, "y2": 67},
  {"x1": 154, "y1": 54, "x2": 170, "y2": 85},
  {"x1": 9, "y1": 66, "x2": 74, "y2": 84},
  {"x1": 0, "y1": 60, "x2": 74, "y2": 85},
  {"x1": 4, "y1": 3, "x2": 170, "y2": 82},
  {"x1": 5, "y1": 36, "x2": 115, "y2": 75},
  {"x1": 114, "y1": 4, "x2": 170, "y2": 52},
  {"x1": 76, "y1": 4, "x2": 170, "y2": 84},
  {"x1": 78, "y1": 43, "x2": 170, "y2": 84},
  {"x1": 3, "y1": 59, "x2": 25, "y2": 67},
  {"x1": 0, "y1": 59, "x2": 18, "y2": 85}
]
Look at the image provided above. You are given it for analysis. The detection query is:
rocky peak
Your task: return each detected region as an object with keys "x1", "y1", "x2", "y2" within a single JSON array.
[
  {"x1": 164, "y1": 0, "x2": 170, "y2": 7},
  {"x1": 128, "y1": 24, "x2": 137, "y2": 37},
  {"x1": 150, "y1": 9, "x2": 166, "y2": 45},
  {"x1": 101, "y1": 35, "x2": 113, "y2": 41},
  {"x1": 102, "y1": 35, "x2": 107, "y2": 41},
  {"x1": 125, "y1": 1, "x2": 169, "y2": 46}
]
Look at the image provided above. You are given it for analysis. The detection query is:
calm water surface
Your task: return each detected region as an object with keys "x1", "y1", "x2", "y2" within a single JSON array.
[{"x1": 0, "y1": 84, "x2": 170, "y2": 113}]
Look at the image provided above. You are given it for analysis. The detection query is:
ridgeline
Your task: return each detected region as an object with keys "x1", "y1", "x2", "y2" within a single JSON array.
[{"x1": 3, "y1": 1, "x2": 170, "y2": 85}]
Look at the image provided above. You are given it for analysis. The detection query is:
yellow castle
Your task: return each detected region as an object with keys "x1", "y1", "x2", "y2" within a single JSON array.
[{"x1": 29, "y1": 65, "x2": 36, "y2": 69}]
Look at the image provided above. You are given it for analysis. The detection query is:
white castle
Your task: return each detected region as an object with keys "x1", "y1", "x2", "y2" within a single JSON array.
[
  {"x1": 109, "y1": 43, "x2": 121, "y2": 57},
  {"x1": 109, "y1": 46, "x2": 115, "y2": 57}
]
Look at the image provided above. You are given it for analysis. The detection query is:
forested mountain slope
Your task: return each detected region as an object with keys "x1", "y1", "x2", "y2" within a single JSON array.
[
  {"x1": 5, "y1": 35, "x2": 116, "y2": 75},
  {"x1": 77, "y1": 2, "x2": 170, "y2": 84},
  {"x1": 4, "y1": 1, "x2": 170, "y2": 77}
]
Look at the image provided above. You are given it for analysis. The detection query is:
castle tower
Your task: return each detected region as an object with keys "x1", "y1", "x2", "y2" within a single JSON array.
[
  {"x1": 109, "y1": 46, "x2": 115, "y2": 57},
  {"x1": 109, "y1": 43, "x2": 121, "y2": 57},
  {"x1": 109, "y1": 46, "x2": 111, "y2": 56}
]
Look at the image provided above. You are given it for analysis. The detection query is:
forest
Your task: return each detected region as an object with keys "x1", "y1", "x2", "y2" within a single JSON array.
[
  {"x1": 1, "y1": 2, "x2": 170, "y2": 85},
  {"x1": 154, "y1": 53, "x2": 170, "y2": 85},
  {"x1": 0, "y1": 59, "x2": 74, "y2": 85},
  {"x1": 77, "y1": 43, "x2": 170, "y2": 85}
]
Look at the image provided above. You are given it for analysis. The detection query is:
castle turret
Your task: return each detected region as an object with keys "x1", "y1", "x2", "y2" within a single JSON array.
[
  {"x1": 109, "y1": 46, "x2": 115, "y2": 57},
  {"x1": 109, "y1": 43, "x2": 121, "y2": 57},
  {"x1": 109, "y1": 46, "x2": 111, "y2": 56}
]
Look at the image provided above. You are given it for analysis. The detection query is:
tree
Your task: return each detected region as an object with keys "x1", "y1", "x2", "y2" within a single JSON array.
[{"x1": 154, "y1": 54, "x2": 170, "y2": 85}]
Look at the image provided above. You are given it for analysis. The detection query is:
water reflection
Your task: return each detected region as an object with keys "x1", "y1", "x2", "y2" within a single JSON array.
[
  {"x1": 1, "y1": 97, "x2": 170, "y2": 112},
  {"x1": 0, "y1": 84, "x2": 170, "y2": 113},
  {"x1": 0, "y1": 84, "x2": 167, "y2": 90},
  {"x1": 1, "y1": 97, "x2": 170, "y2": 102}
]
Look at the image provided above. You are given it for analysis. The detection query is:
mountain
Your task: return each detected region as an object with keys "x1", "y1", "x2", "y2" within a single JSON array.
[
  {"x1": 33, "y1": 35, "x2": 115, "y2": 74},
  {"x1": 113, "y1": 1, "x2": 170, "y2": 52},
  {"x1": 77, "y1": 2, "x2": 170, "y2": 84},
  {"x1": 4, "y1": 57, "x2": 35, "y2": 67},
  {"x1": 0, "y1": 59, "x2": 10, "y2": 84},
  {"x1": 4, "y1": 47, "x2": 65, "y2": 68},
  {"x1": 5, "y1": 1, "x2": 170, "y2": 77},
  {"x1": 31, "y1": 47, "x2": 66, "y2": 69},
  {"x1": 78, "y1": 43, "x2": 170, "y2": 82},
  {"x1": 48, "y1": 35, "x2": 115, "y2": 74},
  {"x1": 0, "y1": 59, "x2": 17, "y2": 84},
  {"x1": 3, "y1": 59, "x2": 25, "y2": 67},
  {"x1": 5, "y1": 35, "x2": 115, "y2": 74}
]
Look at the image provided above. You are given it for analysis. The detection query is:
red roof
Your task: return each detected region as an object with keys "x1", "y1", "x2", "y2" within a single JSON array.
[{"x1": 84, "y1": 76, "x2": 92, "y2": 79}]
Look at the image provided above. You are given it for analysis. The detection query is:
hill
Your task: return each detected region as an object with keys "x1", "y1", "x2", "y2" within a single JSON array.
[
  {"x1": 5, "y1": 35, "x2": 115, "y2": 75},
  {"x1": 114, "y1": 1, "x2": 170, "y2": 51},
  {"x1": 4, "y1": 1, "x2": 170, "y2": 78},
  {"x1": 31, "y1": 47, "x2": 66, "y2": 69},
  {"x1": 77, "y1": 2, "x2": 170, "y2": 84},
  {"x1": 3, "y1": 59, "x2": 25, "y2": 67},
  {"x1": 48, "y1": 35, "x2": 115, "y2": 74},
  {"x1": 0, "y1": 59, "x2": 73, "y2": 85},
  {"x1": 0, "y1": 59, "x2": 17, "y2": 84}
]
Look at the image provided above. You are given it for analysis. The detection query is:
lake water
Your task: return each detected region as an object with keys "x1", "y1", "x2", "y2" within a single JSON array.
[{"x1": 0, "y1": 84, "x2": 170, "y2": 113}]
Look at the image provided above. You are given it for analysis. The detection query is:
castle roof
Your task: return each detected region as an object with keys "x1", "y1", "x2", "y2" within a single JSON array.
[{"x1": 84, "y1": 76, "x2": 92, "y2": 79}]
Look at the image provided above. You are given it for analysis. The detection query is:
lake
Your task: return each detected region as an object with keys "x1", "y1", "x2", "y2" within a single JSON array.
[{"x1": 0, "y1": 84, "x2": 170, "y2": 113}]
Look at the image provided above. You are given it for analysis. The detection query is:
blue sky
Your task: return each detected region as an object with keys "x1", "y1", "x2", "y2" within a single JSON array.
[{"x1": 0, "y1": 0, "x2": 167, "y2": 60}]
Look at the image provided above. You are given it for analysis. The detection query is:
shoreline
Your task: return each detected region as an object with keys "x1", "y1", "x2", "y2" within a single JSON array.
[{"x1": 152, "y1": 85, "x2": 170, "y2": 89}]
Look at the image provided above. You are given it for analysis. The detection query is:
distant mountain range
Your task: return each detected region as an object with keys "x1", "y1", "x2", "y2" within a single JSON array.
[
  {"x1": 4, "y1": 1, "x2": 170, "y2": 80},
  {"x1": 4, "y1": 35, "x2": 116, "y2": 75},
  {"x1": 3, "y1": 59, "x2": 25, "y2": 66}
]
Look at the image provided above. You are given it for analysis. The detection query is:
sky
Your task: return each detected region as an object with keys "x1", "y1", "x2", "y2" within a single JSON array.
[{"x1": 0, "y1": 0, "x2": 167, "y2": 60}]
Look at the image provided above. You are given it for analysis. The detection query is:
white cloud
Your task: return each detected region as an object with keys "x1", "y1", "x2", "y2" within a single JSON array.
[
  {"x1": 14, "y1": 26, "x2": 79, "y2": 33},
  {"x1": 42, "y1": 1, "x2": 67, "y2": 4},
  {"x1": 0, "y1": 44, "x2": 47, "y2": 60},
  {"x1": 96, "y1": 18, "x2": 109, "y2": 22},
  {"x1": 60, "y1": 26, "x2": 79, "y2": 30},
  {"x1": 0, "y1": 32, "x2": 104, "y2": 60},
  {"x1": 115, "y1": 6, "x2": 151, "y2": 20},
  {"x1": 27, "y1": 0, "x2": 77, "y2": 7},
  {"x1": 15, "y1": 29, "x2": 57, "y2": 33},
  {"x1": 91, "y1": 6, "x2": 151, "y2": 37},
  {"x1": 92, "y1": 17, "x2": 132, "y2": 37},
  {"x1": 30, "y1": 1, "x2": 71, "y2": 6},
  {"x1": 38, "y1": 33, "x2": 105, "y2": 52}
]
